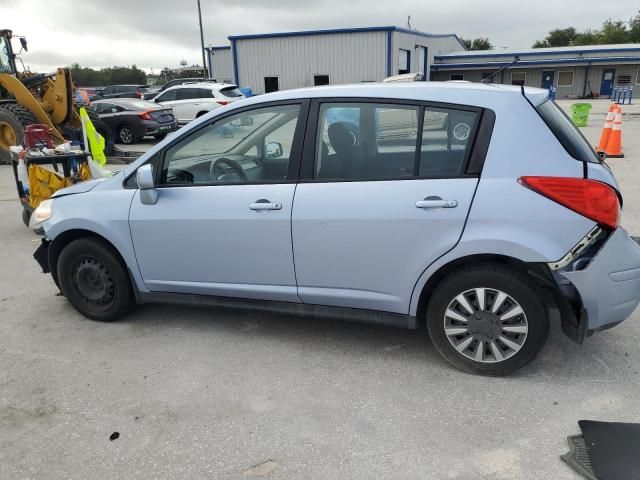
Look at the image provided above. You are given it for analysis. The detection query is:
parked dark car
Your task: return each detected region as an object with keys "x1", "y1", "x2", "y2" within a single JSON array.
[
  {"x1": 142, "y1": 78, "x2": 218, "y2": 100},
  {"x1": 92, "y1": 99, "x2": 178, "y2": 144},
  {"x1": 94, "y1": 84, "x2": 151, "y2": 101}
]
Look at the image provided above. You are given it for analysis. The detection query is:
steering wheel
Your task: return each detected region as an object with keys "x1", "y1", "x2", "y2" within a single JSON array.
[{"x1": 209, "y1": 157, "x2": 248, "y2": 182}]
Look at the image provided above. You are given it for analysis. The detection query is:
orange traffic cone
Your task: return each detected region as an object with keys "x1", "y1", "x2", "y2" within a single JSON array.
[
  {"x1": 605, "y1": 108, "x2": 624, "y2": 158},
  {"x1": 596, "y1": 105, "x2": 616, "y2": 152}
]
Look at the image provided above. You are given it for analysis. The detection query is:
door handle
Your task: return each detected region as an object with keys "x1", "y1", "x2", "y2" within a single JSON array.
[
  {"x1": 415, "y1": 196, "x2": 458, "y2": 209},
  {"x1": 249, "y1": 199, "x2": 282, "y2": 211}
]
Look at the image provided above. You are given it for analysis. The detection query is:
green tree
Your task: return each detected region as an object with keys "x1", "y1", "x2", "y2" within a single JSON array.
[
  {"x1": 599, "y1": 19, "x2": 630, "y2": 43},
  {"x1": 630, "y1": 11, "x2": 640, "y2": 42},
  {"x1": 461, "y1": 37, "x2": 493, "y2": 50},
  {"x1": 67, "y1": 64, "x2": 147, "y2": 86},
  {"x1": 532, "y1": 27, "x2": 577, "y2": 48}
]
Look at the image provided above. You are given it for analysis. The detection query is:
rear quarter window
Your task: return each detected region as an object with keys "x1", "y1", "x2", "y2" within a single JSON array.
[{"x1": 535, "y1": 100, "x2": 599, "y2": 163}]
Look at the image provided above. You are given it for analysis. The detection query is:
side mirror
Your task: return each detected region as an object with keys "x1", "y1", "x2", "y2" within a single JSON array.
[
  {"x1": 20, "y1": 37, "x2": 28, "y2": 52},
  {"x1": 136, "y1": 164, "x2": 158, "y2": 205},
  {"x1": 597, "y1": 151, "x2": 607, "y2": 163},
  {"x1": 265, "y1": 142, "x2": 283, "y2": 159}
]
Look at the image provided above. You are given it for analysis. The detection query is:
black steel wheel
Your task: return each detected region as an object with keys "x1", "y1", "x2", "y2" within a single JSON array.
[{"x1": 57, "y1": 237, "x2": 134, "y2": 321}]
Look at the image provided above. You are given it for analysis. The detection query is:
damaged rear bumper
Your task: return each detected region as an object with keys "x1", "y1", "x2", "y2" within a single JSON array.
[{"x1": 554, "y1": 228, "x2": 640, "y2": 341}]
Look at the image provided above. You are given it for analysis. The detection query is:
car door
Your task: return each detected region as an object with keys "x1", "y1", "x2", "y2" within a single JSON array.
[
  {"x1": 173, "y1": 88, "x2": 204, "y2": 122},
  {"x1": 99, "y1": 86, "x2": 114, "y2": 99},
  {"x1": 129, "y1": 101, "x2": 308, "y2": 302},
  {"x1": 292, "y1": 100, "x2": 484, "y2": 314},
  {"x1": 95, "y1": 102, "x2": 123, "y2": 131},
  {"x1": 155, "y1": 88, "x2": 180, "y2": 119}
]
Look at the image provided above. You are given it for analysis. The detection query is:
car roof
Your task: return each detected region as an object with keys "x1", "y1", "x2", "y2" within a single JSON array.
[
  {"x1": 93, "y1": 98, "x2": 159, "y2": 109},
  {"x1": 236, "y1": 81, "x2": 550, "y2": 108},
  {"x1": 164, "y1": 82, "x2": 238, "y2": 91}
]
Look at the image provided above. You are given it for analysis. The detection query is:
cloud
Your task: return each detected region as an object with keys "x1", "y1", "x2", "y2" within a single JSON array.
[{"x1": 2, "y1": 0, "x2": 639, "y2": 72}]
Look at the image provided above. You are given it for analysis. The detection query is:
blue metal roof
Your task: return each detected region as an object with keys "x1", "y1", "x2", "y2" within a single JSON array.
[
  {"x1": 432, "y1": 55, "x2": 640, "y2": 70},
  {"x1": 227, "y1": 26, "x2": 466, "y2": 49},
  {"x1": 435, "y1": 44, "x2": 640, "y2": 60}
]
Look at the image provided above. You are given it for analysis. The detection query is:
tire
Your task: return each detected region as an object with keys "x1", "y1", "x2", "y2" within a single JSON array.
[
  {"x1": 74, "y1": 103, "x2": 114, "y2": 155},
  {"x1": 117, "y1": 125, "x2": 137, "y2": 145},
  {"x1": 195, "y1": 111, "x2": 208, "y2": 118},
  {"x1": 57, "y1": 237, "x2": 134, "y2": 321},
  {"x1": 426, "y1": 263, "x2": 549, "y2": 376},
  {"x1": 154, "y1": 133, "x2": 167, "y2": 140},
  {"x1": 0, "y1": 103, "x2": 38, "y2": 164}
]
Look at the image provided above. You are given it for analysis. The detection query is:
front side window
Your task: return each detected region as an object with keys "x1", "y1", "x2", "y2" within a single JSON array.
[
  {"x1": 161, "y1": 104, "x2": 301, "y2": 185},
  {"x1": 0, "y1": 35, "x2": 12, "y2": 73},
  {"x1": 157, "y1": 89, "x2": 177, "y2": 102},
  {"x1": 315, "y1": 102, "x2": 479, "y2": 181}
]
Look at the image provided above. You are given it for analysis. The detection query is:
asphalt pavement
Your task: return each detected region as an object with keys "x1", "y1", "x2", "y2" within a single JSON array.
[{"x1": 1, "y1": 99, "x2": 640, "y2": 479}]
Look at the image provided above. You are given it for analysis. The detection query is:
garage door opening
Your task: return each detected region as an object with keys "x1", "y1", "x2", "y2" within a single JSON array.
[{"x1": 264, "y1": 77, "x2": 279, "y2": 93}]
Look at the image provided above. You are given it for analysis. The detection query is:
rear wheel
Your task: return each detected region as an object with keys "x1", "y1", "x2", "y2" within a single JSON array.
[
  {"x1": 117, "y1": 125, "x2": 137, "y2": 145},
  {"x1": 0, "y1": 103, "x2": 38, "y2": 164},
  {"x1": 426, "y1": 263, "x2": 549, "y2": 376},
  {"x1": 57, "y1": 237, "x2": 134, "y2": 321},
  {"x1": 154, "y1": 133, "x2": 167, "y2": 140}
]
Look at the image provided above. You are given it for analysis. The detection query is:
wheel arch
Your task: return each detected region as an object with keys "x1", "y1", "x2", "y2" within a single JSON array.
[
  {"x1": 49, "y1": 228, "x2": 139, "y2": 301},
  {"x1": 413, "y1": 253, "x2": 557, "y2": 327}
]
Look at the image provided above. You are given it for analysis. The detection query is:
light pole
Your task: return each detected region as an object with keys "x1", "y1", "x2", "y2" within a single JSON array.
[{"x1": 197, "y1": 0, "x2": 207, "y2": 78}]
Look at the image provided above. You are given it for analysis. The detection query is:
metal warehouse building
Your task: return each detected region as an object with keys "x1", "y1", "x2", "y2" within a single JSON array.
[
  {"x1": 205, "y1": 46, "x2": 234, "y2": 83},
  {"x1": 431, "y1": 44, "x2": 640, "y2": 98},
  {"x1": 223, "y1": 26, "x2": 465, "y2": 94}
]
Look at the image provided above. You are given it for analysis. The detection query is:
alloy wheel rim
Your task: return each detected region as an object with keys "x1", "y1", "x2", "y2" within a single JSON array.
[
  {"x1": 443, "y1": 288, "x2": 528, "y2": 363},
  {"x1": 120, "y1": 128, "x2": 133, "y2": 143},
  {"x1": 73, "y1": 258, "x2": 115, "y2": 306}
]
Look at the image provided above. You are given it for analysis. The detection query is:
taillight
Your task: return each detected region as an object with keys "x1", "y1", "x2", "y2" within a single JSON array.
[
  {"x1": 138, "y1": 111, "x2": 153, "y2": 120},
  {"x1": 216, "y1": 100, "x2": 229, "y2": 106},
  {"x1": 519, "y1": 176, "x2": 620, "y2": 229}
]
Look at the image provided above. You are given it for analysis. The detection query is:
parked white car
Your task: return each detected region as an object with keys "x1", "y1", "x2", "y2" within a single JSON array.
[{"x1": 150, "y1": 83, "x2": 245, "y2": 124}]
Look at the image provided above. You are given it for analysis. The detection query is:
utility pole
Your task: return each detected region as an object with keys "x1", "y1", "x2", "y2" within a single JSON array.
[{"x1": 197, "y1": 0, "x2": 207, "y2": 78}]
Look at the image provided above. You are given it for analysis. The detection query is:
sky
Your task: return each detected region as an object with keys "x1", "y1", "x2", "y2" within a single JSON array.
[{"x1": 2, "y1": 0, "x2": 639, "y2": 73}]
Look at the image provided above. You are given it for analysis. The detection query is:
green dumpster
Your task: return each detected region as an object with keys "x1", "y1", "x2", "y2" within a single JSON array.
[{"x1": 570, "y1": 103, "x2": 592, "y2": 127}]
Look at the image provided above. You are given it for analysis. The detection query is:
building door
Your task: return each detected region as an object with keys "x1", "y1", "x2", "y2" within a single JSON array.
[
  {"x1": 541, "y1": 71, "x2": 555, "y2": 89},
  {"x1": 314, "y1": 75, "x2": 329, "y2": 86},
  {"x1": 264, "y1": 77, "x2": 279, "y2": 93},
  {"x1": 416, "y1": 47, "x2": 429, "y2": 80},
  {"x1": 600, "y1": 69, "x2": 615, "y2": 96}
]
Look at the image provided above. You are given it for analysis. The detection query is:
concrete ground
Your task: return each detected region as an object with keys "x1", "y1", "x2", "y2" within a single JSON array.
[{"x1": 1, "y1": 99, "x2": 640, "y2": 479}]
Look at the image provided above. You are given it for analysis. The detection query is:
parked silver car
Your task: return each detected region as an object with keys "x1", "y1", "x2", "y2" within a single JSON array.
[{"x1": 31, "y1": 82, "x2": 640, "y2": 375}]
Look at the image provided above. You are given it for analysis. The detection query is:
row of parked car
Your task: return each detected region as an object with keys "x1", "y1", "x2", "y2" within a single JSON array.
[{"x1": 81, "y1": 79, "x2": 246, "y2": 144}]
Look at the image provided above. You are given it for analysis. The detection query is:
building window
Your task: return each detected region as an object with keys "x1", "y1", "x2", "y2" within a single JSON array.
[
  {"x1": 264, "y1": 77, "x2": 279, "y2": 93},
  {"x1": 399, "y1": 49, "x2": 411, "y2": 74},
  {"x1": 617, "y1": 75, "x2": 631, "y2": 85},
  {"x1": 314, "y1": 75, "x2": 330, "y2": 86},
  {"x1": 511, "y1": 72, "x2": 526, "y2": 86},
  {"x1": 558, "y1": 71, "x2": 574, "y2": 87},
  {"x1": 450, "y1": 74, "x2": 464, "y2": 81}
]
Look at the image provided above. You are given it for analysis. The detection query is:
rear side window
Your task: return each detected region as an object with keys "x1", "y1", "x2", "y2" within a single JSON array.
[
  {"x1": 536, "y1": 100, "x2": 599, "y2": 163},
  {"x1": 176, "y1": 88, "x2": 200, "y2": 100},
  {"x1": 314, "y1": 102, "x2": 479, "y2": 181},
  {"x1": 219, "y1": 86, "x2": 243, "y2": 98}
]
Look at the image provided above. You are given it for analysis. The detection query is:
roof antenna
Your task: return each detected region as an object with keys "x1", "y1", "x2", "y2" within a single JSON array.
[{"x1": 407, "y1": 15, "x2": 411, "y2": 29}]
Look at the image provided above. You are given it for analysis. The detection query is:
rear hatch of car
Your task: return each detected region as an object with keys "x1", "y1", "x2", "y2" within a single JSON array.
[{"x1": 217, "y1": 85, "x2": 245, "y2": 102}]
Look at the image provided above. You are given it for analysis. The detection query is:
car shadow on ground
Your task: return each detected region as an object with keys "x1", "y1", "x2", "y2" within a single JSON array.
[{"x1": 116, "y1": 302, "x2": 631, "y2": 380}]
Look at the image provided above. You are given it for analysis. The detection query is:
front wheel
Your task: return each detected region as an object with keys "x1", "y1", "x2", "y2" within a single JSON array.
[
  {"x1": 57, "y1": 237, "x2": 134, "y2": 321},
  {"x1": 426, "y1": 263, "x2": 549, "y2": 376}
]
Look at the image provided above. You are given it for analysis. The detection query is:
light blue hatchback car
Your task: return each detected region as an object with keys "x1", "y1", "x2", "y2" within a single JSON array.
[{"x1": 31, "y1": 82, "x2": 640, "y2": 375}]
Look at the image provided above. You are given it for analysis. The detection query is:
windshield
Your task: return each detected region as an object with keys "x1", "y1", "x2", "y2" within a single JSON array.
[
  {"x1": 0, "y1": 35, "x2": 13, "y2": 73},
  {"x1": 536, "y1": 100, "x2": 599, "y2": 163}
]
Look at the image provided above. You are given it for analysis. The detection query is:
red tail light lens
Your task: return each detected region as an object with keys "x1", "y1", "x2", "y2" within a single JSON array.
[
  {"x1": 135, "y1": 91, "x2": 143, "y2": 98},
  {"x1": 216, "y1": 100, "x2": 229, "y2": 106},
  {"x1": 519, "y1": 176, "x2": 620, "y2": 229},
  {"x1": 138, "y1": 111, "x2": 153, "y2": 120}
]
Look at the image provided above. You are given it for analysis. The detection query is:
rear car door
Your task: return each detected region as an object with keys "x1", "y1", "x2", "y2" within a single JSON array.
[
  {"x1": 129, "y1": 101, "x2": 308, "y2": 302},
  {"x1": 292, "y1": 99, "x2": 488, "y2": 314},
  {"x1": 95, "y1": 102, "x2": 124, "y2": 131}
]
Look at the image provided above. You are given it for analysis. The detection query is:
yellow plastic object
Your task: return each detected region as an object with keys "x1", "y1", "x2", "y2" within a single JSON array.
[
  {"x1": 27, "y1": 163, "x2": 90, "y2": 208},
  {"x1": 79, "y1": 107, "x2": 107, "y2": 166}
]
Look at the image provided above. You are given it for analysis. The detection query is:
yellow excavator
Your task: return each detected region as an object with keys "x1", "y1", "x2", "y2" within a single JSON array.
[{"x1": 0, "y1": 29, "x2": 112, "y2": 164}]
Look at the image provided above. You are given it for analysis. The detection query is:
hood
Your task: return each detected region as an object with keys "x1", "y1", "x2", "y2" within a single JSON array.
[{"x1": 52, "y1": 178, "x2": 105, "y2": 198}]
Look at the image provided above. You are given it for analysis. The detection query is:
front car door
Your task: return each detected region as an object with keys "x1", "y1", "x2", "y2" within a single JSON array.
[
  {"x1": 292, "y1": 99, "x2": 487, "y2": 314},
  {"x1": 129, "y1": 101, "x2": 308, "y2": 302}
]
